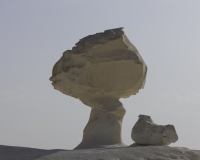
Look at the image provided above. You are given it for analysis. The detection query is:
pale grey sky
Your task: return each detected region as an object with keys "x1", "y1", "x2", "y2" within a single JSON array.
[{"x1": 0, "y1": 0, "x2": 200, "y2": 150}]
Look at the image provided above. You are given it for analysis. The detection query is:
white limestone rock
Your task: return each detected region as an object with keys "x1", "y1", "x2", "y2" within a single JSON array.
[
  {"x1": 131, "y1": 115, "x2": 178, "y2": 146},
  {"x1": 74, "y1": 97, "x2": 127, "y2": 149},
  {"x1": 1, "y1": 145, "x2": 200, "y2": 160},
  {"x1": 37, "y1": 146, "x2": 200, "y2": 160},
  {"x1": 50, "y1": 28, "x2": 147, "y2": 149},
  {"x1": 49, "y1": 27, "x2": 147, "y2": 101}
]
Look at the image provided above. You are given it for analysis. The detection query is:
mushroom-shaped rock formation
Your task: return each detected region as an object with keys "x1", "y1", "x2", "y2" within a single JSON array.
[
  {"x1": 131, "y1": 115, "x2": 178, "y2": 146},
  {"x1": 50, "y1": 28, "x2": 147, "y2": 149}
]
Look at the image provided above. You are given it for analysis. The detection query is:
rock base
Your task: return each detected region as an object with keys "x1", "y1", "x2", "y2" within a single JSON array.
[
  {"x1": 1, "y1": 145, "x2": 200, "y2": 160},
  {"x1": 37, "y1": 146, "x2": 200, "y2": 160}
]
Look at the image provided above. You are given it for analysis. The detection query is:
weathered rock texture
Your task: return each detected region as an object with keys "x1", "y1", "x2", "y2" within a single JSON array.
[
  {"x1": 131, "y1": 115, "x2": 178, "y2": 146},
  {"x1": 74, "y1": 97, "x2": 126, "y2": 149},
  {"x1": 50, "y1": 28, "x2": 147, "y2": 149},
  {"x1": 37, "y1": 146, "x2": 200, "y2": 160},
  {"x1": 1, "y1": 145, "x2": 200, "y2": 160}
]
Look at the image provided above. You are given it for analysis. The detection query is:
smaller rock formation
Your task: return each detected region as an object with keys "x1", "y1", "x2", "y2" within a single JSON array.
[{"x1": 131, "y1": 115, "x2": 178, "y2": 146}]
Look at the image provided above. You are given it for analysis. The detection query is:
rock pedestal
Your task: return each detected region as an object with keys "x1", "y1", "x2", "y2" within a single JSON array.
[
  {"x1": 50, "y1": 28, "x2": 147, "y2": 149},
  {"x1": 74, "y1": 97, "x2": 126, "y2": 149}
]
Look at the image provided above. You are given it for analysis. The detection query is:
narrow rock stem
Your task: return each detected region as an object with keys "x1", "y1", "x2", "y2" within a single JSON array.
[{"x1": 74, "y1": 97, "x2": 126, "y2": 149}]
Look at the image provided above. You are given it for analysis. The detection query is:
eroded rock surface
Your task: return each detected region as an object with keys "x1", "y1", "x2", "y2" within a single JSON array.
[
  {"x1": 37, "y1": 146, "x2": 200, "y2": 160},
  {"x1": 131, "y1": 115, "x2": 178, "y2": 146},
  {"x1": 1, "y1": 145, "x2": 200, "y2": 160},
  {"x1": 74, "y1": 97, "x2": 126, "y2": 149},
  {"x1": 50, "y1": 28, "x2": 147, "y2": 149},
  {"x1": 49, "y1": 27, "x2": 147, "y2": 101}
]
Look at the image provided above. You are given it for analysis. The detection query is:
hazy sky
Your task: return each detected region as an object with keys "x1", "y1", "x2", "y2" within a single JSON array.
[{"x1": 0, "y1": 0, "x2": 200, "y2": 150}]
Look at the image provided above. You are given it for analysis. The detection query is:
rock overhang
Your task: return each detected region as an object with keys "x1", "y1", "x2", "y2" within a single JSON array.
[{"x1": 50, "y1": 27, "x2": 147, "y2": 101}]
